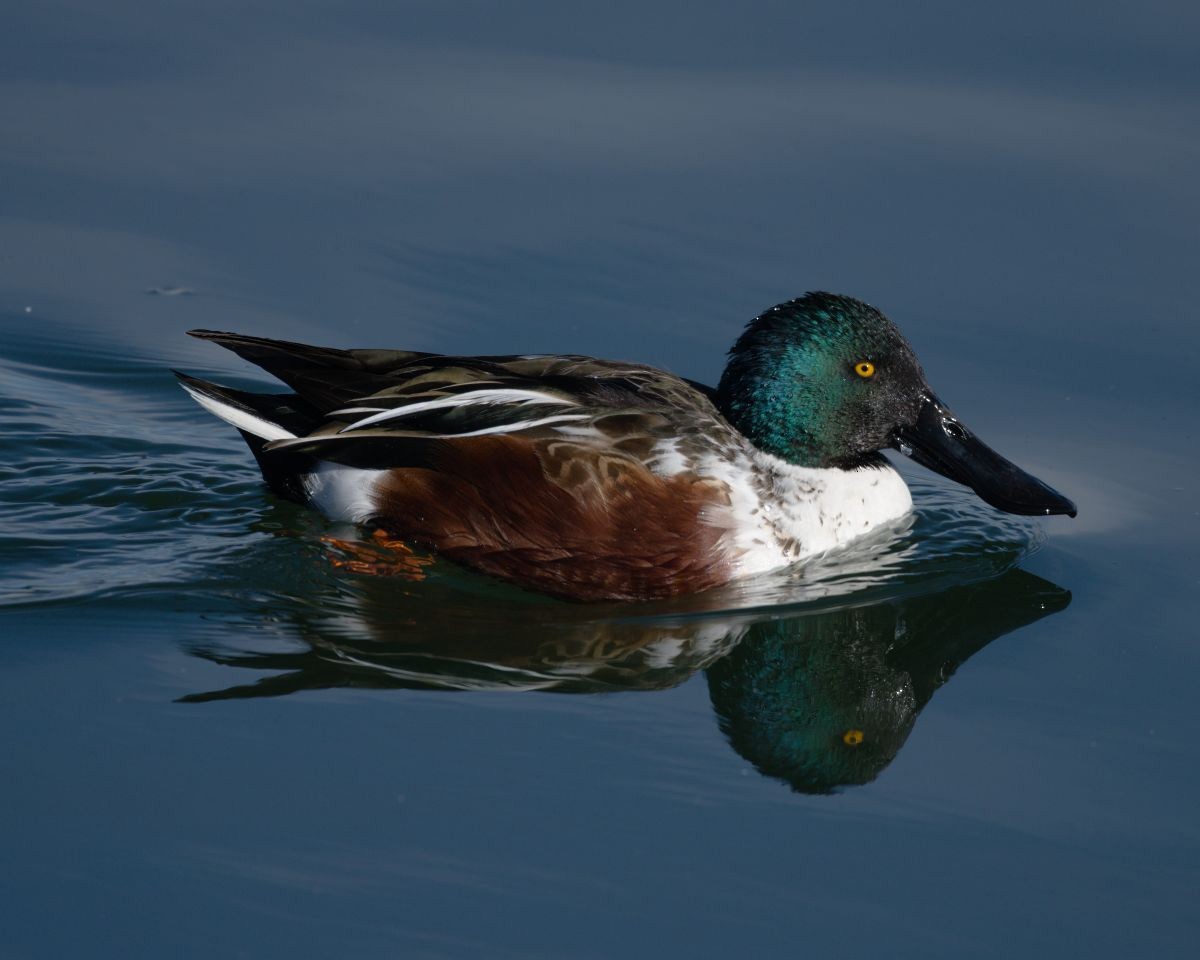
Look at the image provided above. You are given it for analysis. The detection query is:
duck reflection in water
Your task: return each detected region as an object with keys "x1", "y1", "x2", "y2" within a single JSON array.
[
  {"x1": 185, "y1": 566, "x2": 1068, "y2": 794},
  {"x1": 707, "y1": 571, "x2": 1068, "y2": 792}
]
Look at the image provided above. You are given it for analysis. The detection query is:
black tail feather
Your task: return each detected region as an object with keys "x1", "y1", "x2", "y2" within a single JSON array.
[
  {"x1": 173, "y1": 370, "x2": 324, "y2": 437},
  {"x1": 186, "y1": 329, "x2": 436, "y2": 409}
]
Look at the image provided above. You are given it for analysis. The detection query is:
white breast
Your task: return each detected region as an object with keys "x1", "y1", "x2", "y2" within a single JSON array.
[{"x1": 697, "y1": 448, "x2": 913, "y2": 577}]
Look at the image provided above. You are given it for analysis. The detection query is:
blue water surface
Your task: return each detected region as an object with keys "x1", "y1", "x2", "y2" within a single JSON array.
[{"x1": 2, "y1": 2, "x2": 1198, "y2": 958}]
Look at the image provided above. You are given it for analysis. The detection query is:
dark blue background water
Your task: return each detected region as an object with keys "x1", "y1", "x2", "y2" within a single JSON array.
[{"x1": 2, "y1": 2, "x2": 1198, "y2": 957}]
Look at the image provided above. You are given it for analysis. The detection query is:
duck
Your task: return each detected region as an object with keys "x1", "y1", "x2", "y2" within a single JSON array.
[{"x1": 178, "y1": 292, "x2": 1075, "y2": 601}]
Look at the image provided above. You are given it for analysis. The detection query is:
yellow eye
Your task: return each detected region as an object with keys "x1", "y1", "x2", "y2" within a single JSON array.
[
  {"x1": 843, "y1": 729, "x2": 864, "y2": 746},
  {"x1": 854, "y1": 361, "x2": 875, "y2": 378}
]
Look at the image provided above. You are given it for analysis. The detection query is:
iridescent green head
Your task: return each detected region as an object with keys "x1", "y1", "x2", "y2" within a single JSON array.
[
  {"x1": 715, "y1": 292, "x2": 1077, "y2": 518},
  {"x1": 716, "y1": 292, "x2": 926, "y2": 469}
]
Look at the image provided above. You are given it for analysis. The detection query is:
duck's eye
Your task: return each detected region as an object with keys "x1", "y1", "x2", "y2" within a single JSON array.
[
  {"x1": 843, "y1": 729, "x2": 865, "y2": 746},
  {"x1": 854, "y1": 361, "x2": 875, "y2": 379}
]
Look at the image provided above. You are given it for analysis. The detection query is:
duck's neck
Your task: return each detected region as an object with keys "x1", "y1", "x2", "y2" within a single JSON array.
[
  {"x1": 714, "y1": 393, "x2": 819, "y2": 466},
  {"x1": 715, "y1": 361, "x2": 846, "y2": 469},
  {"x1": 714, "y1": 314, "x2": 853, "y2": 469}
]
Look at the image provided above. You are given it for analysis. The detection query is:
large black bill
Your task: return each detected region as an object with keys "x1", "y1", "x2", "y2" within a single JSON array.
[{"x1": 894, "y1": 396, "x2": 1077, "y2": 518}]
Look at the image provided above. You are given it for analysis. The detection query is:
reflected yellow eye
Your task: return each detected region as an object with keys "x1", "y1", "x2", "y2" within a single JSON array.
[
  {"x1": 854, "y1": 361, "x2": 875, "y2": 378},
  {"x1": 843, "y1": 729, "x2": 865, "y2": 746}
]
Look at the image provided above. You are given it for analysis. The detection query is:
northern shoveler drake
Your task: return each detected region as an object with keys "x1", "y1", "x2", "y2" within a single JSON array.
[{"x1": 178, "y1": 292, "x2": 1075, "y2": 601}]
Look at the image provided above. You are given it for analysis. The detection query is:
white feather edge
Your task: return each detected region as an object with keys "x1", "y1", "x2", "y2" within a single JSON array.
[
  {"x1": 265, "y1": 412, "x2": 593, "y2": 450},
  {"x1": 337, "y1": 388, "x2": 578, "y2": 433},
  {"x1": 179, "y1": 380, "x2": 296, "y2": 441}
]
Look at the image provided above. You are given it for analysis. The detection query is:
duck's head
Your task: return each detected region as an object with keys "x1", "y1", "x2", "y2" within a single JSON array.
[{"x1": 715, "y1": 292, "x2": 1076, "y2": 517}]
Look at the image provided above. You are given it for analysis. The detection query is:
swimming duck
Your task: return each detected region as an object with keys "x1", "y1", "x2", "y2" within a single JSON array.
[{"x1": 178, "y1": 292, "x2": 1075, "y2": 601}]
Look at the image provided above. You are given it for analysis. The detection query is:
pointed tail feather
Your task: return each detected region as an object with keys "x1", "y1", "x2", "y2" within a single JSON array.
[
  {"x1": 186, "y1": 330, "x2": 364, "y2": 373},
  {"x1": 174, "y1": 371, "x2": 308, "y2": 441},
  {"x1": 187, "y1": 330, "x2": 434, "y2": 386},
  {"x1": 186, "y1": 330, "x2": 439, "y2": 410},
  {"x1": 176, "y1": 372, "x2": 332, "y2": 502}
]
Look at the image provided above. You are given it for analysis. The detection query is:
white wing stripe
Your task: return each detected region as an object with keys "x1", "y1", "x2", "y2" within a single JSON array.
[
  {"x1": 179, "y1": 381, "x2": 296, "y2": 442},
  {"x1": 267, "y1": 413, "x2": 592, "y2": 449},
  {"x1": 443, "y1": 414, "x2": 591, "y2": 438},
  {"x1": 339, "y1": 388, "x2": 577, "y2": 433}
]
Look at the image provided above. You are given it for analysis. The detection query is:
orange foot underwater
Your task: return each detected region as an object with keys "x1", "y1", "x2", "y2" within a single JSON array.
[{"x1": 321, "y1": 529, "x2": 435, "y2": 580}]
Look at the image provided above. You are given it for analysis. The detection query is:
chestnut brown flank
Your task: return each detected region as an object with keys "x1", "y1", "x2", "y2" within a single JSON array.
[{"x1": 374, "y1": 435, "x2": 734, "y2": 601}]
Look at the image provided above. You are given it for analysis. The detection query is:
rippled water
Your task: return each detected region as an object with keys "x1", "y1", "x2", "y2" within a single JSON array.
[{"x1": 3, "y1": 3, "x2": 1199, "y2": 958}]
